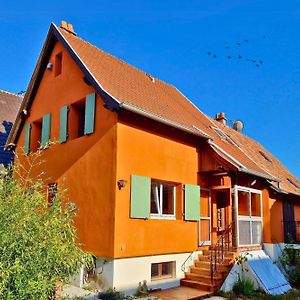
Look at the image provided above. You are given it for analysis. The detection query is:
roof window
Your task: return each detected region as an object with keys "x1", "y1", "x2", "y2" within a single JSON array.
[
  {"x1": 211, "y1": 126, "x2": 239, "y2": 147},
  {"x1": 287, "y1": 178, "x2": 300, "y2": 189},
  {"x1": 259, "y1": 151, "x2": 272, "y2": 163}
]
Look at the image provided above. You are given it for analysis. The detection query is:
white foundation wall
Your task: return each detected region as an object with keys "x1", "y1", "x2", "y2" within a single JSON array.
[
  {"x1": 96, "y1": 252, "x2": 200, "y2": 295},
  {"x1": 263, "y1": 243, "x2": 300, "y2": 262}
]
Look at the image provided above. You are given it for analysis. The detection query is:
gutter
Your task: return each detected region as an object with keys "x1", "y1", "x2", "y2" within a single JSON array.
[{"x1": 120, "y1": 102, "x2": 211, "y2": 140}]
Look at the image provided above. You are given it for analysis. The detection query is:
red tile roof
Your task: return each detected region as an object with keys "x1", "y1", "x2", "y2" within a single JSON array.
[
  {"x1": 58, "y1": 27, "x2": 300, "y2": 195},
  {"x1": 8, "y1": 23, "x2": 300, "y2": 196},
  {"x1": 0, "y1": 89, "x2": 22, "y2": 131}
]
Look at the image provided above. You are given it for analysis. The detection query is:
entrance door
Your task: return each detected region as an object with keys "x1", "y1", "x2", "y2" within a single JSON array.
[
  {"x1": 199, "y1": 189, "x2": 211, "y2": 246},
  {"x1": 216, "y1": 190, "x2": 230, "y2": 236}
]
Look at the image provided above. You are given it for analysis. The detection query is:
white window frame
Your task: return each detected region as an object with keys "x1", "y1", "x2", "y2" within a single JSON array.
[
  {"x1": 150, "y1": 181, "x2": 176, "y2": 220},
  {"x1": 198, "y1": 188, "x2": 211, "y2": 246},
  {"x1": 235, "y1": 185, "x2": 263, "y2": 247}
]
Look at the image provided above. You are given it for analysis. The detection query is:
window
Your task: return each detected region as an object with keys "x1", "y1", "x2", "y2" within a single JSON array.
[
  {"x1": 31, "y1": 119, "x2": 42, "y2": 151},
  {"x1": 68, "y1": 93, "x2": 96, "y2": 140},
  {"x1": 211, "y1": 126, "x2": 239, "y2": 147},
  {"x1": 55, "y1": 52, "x2": 62, "y2": 76},
  {"x1": 47, "y1": 183, "x2": 57, "y2": 206},
  {"x1": 150, "y1": 180, "x2": 176, "y2": 219},
  {"x1": 151, "y1": 262, "x2": 175, "y2": 280},
  {"x1": 236, "y1": 186, "x2": 262, "y2": 246},
  {"x1": 69, "y1": 100, "x2": 85, "y2": 139}
]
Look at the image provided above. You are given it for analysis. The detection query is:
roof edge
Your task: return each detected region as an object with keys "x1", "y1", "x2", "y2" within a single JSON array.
[{"x1": 120, "y1": 102, "x2": 211, "y2": 139}]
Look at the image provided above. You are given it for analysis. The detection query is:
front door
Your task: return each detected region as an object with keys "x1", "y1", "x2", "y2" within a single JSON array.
[{"x1": 199, "y1": 188, "x2": 211, "y2": 246}]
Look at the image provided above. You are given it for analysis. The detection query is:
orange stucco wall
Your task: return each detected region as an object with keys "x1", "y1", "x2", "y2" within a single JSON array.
[
  {"x1": 16, "y1": 41, "x2": 117, "y2": 257},
  {"x1": 114, "y1": 121, "x2": 200, "y2": 258},
  {"x1": 269, "y1": 197, "x2": 284, "y2": 243}
]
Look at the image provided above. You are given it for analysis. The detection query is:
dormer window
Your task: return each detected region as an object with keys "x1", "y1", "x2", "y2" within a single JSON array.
[
  {"x1": 259, "y1": 151, "x2": 272, "y2": 163},
  {"x1": 287, "y1": 178, "x2": 300, "y2": 189},
  {"x1": 55, "y1": 52, "x2": 62, "y2": 76}
]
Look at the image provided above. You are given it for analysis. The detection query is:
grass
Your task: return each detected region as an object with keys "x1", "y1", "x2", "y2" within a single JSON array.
[{"x1": 216, "y1": 289, "x2": 300, "y2": 300}]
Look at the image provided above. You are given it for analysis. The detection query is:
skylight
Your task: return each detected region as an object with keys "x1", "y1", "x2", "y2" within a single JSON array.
[
  {"x1": 211, "y1": 126, "x2": 239, "y2": 147},
  {"x1": 259, "y1": 151, "x2": 272, "y2": 163},
  {"x1": 287, "y1": 178, "x2": 300, "y2": 189}
]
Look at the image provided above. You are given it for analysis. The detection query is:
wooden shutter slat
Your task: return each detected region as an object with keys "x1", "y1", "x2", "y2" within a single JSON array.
[
  {"x1": 185, "y1": 184, "x2": 200, "y2": 221},
  {"x1": 23, "y1": 123, "x2": 31, "y2": 154},
  {"x1": 41, "y1": 113, "x2": 51, "y2": 148},
  {"x1": 59, "y1": 106, "x2": 68, "y2": 143},
  {"x1": 84, "y1": 92, "x2": 96, "y2": 135},
  {"x1": 130, "y1": 175, "x2": 151, "y2": 219}
]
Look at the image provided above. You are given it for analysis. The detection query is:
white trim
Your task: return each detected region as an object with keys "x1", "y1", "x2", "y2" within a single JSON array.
[
  {"x1": 235, "y1": 185, "x2": 263, "y2": 247},
  {"x1": 150, "y1": 182, "x2": 176, "y2": 219},
  {"x1": 198, "y1": 188, "x2": 212, "y2": 246}
]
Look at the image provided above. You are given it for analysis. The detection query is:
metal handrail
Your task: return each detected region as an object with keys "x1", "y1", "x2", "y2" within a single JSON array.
[
  {"x1": 210, "y1": 223, "x2": 233, "y2": 283},
  {"x1": 181, "y1": 250, "x2": 197, "y2": 273}
]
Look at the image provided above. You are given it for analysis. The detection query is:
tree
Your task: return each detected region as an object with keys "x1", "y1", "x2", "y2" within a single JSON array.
[{"x1": 0, "y1": 151, "x2": 92, "y2": 299}]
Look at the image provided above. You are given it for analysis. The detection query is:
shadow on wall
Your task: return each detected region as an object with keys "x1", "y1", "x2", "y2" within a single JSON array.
[{"x1": 0, "y1": 121, "x2": 14, "y2": 167}]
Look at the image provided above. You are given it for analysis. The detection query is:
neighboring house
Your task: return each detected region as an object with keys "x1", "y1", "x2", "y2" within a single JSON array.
[
  {"x1": 7, "y1": 22, "x2": 300, "y2": 293},
  {"x1": 0, "y1": 89, "x2": 22, "y2": 167}
]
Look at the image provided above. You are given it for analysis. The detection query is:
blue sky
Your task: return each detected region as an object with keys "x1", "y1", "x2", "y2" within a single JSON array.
[{"x1": 0, "y1": 0, "x2": 299, "y2": 178}]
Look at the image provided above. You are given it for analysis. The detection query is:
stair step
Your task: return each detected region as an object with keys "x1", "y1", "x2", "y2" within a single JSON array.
[
  {"x1": 203, "y1": 250, "x2": 236, "y2": 258},
  {"x1": 180, "y1": 279, "x2": 217, "y2": 292},
  {"x1": 198, "y1": 254, "x2": 232, "y2": 264},
  {"x1": 190, "y1": 266, "x2": 225, "y2": 276},
  {"x1": 194, "y1": 261, "x2": 232, "y2": 271},
  {"x1": 185, "y1": 272, "x2": 222, "y2": 284}
]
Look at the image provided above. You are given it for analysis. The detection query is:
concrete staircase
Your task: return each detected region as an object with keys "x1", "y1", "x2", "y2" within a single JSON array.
[{"x1": 180, "y1": 249, "x2": 235, "y2": 292}]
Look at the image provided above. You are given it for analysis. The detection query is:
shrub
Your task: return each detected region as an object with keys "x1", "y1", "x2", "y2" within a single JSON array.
[
  {"x1": 98, "y1": 288, "x2": 124, "y2": 300},
  {"x1": 232, "y1": 276, "x2": 257, "y2": 297},
  {"x1": 279, "y1": 244, "x2": 300, "y2": 288},
  {"x1": 0, "y1": 155, "x2": 92, "y2": 299}
]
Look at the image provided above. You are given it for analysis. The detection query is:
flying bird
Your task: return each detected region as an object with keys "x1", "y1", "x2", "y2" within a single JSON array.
[
  {"x1": 256, "y1": 64, "x2": 260, "y2": 67},
  {"x1": 244, "y1": 39, "x2": 248, "y2": 43},
  {"x1": 213, "y1": 54, "x2": 217, "y2": 58},
  {"x1": 225, "y1": 46, "x2": 230, "y2": 49},
  {"x1": 238, "y1": 55, "x2": 242, "y2": 59},
  {"x1": 236, "y1": 42, "x2": 241, "y2": 46},
  {"x1": 227, "y1": 56, "x2": 232, "y2": 59},
  {"x1": 207, "y1": 51, "x2": 211, "y2": 56},
  {"x1": 252, "y1": 59, "x2": 256, "y2": 63},
  {"x1": 259, "y1": 60, "x2": 263, "y2": 64}
]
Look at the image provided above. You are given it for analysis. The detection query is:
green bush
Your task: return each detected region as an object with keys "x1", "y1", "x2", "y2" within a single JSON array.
[
  {"x1": 0, "y1": 159, "x2": 92, "y2": 299},
  {"x1": 279, "y1": 244, "x2": 300, "y2": 288},
  {"x1": 232, "y1": 276, "x2": 257, "y2": 297},
  {"x1": 98, "y1": 288, "x2": 124, "y2": 300}
]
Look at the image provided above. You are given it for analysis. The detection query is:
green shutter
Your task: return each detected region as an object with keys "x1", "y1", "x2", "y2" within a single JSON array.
[
  {"x1": 184, "y1": 184, "x2": 200, "y2": 221},
  {"x1": 60, "y1": 106, "x2": 68, "y2": 143},
  {"x1": 41, "y1": 113, "x2": 51, "y2": 148},
  {"x1": 84, "y1": 92, "x2": 96, "y2": 135},
  {"x1": 23, "y1": 123, "x2": 31, "y2": 154},
  {"x1": 130, "y1": 175, "x2": 151, "y2": 219}
]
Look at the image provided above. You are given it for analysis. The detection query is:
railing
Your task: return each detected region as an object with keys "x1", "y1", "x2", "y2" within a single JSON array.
[
  {"x1": 181, "y1": 251, "x2": 197, "y2": 273},
  {"x1": 210, "y1": 223, "x2": 233, "y2": 283}
]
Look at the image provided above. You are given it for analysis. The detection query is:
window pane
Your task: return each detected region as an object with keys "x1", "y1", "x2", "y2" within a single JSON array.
[
  {"x1": 162, "y1": 184, "x2": 175, "y2": 215},
  {"x1": 151, "y1": 182, "x2": 160, "y2": 214},
  {"x1": 200, "y1": 190, "x2": 210, "y2": 217},
  {"x1": 200, "y1": 219, "x2": 210, "y2": 242},
  {"x1": 151, "y1": 263, "x2": 159, "y2": 278},
  {"x1": 252, "y1": 221, "x2": 262, "y2": 244},
  {"x1": 251, "y1": 193, "x2": 261, "y2": 217},
  {"x1": 238, "y1": 191, "x2": 250, "y2": 216},
  {"x1": 239, "y1": 220, "x2": 251, "y2": 245},
  {"x1": 162, "y1": 262, "x2": 172, "y2": 276}
]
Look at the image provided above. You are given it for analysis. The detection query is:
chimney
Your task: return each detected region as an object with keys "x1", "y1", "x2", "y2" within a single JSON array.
[
  {"x1": 60, "y1": 20, "x2": 76, "y2": 35},
  {"x1": 215, "y1": 112, "x2": 227, "y2": 125}
]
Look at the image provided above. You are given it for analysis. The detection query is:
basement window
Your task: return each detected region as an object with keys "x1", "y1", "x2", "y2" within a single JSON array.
[
  {"x1": 150, "y1": 180, "x2": 176, "y2": 219},
  {"x1": 55, "y1": 52, "x2": 62, "y2": 76},
  {"x1": 259, "y1": 151, "x2": 272, "y2": 163},
  {"x1": 287, "y1": 178, "x2": 300, "y2": 189},
  {"x1": 151, "y1": 261, "x2": 175, "y2": 281}
]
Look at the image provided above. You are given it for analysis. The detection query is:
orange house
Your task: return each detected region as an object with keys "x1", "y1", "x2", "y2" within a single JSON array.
[{"x1": 7, "y1": 22, "x2": 300, "y2": 293}]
